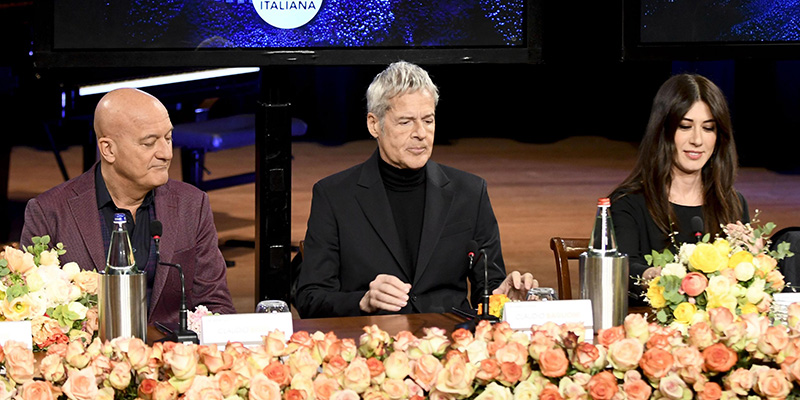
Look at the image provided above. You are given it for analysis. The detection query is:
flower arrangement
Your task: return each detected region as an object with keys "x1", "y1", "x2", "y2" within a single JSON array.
[
  {"x1": 476, "y1": 294, "x2": 510, "y2": 319},
  {"x1": 4, "y1": 308, "x2": 800, "y2": 399},
  {"x1": 643, "y1": 219, "x2": 794, "y2": 328},
  {"x1": 0, "y1": 236, "x2": 99, "y2": 350}
]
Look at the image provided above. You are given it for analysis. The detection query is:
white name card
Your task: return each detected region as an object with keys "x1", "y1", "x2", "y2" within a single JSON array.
[
  {"x1": 200, "y1": 312, "x2": 293, "y2": 348},
  {"x1": 774, "y1": 293, "x2": 800, "y2": 305},
  {"x1": 503, "y1": 299, "x2": 594, "y2": 338},
  {"x1": 0, "y1": 321, "x2": 33, "y2": 349}
]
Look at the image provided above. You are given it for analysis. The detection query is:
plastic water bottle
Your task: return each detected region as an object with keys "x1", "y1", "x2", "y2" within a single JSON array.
[
  {"x1": 106, "y1": 213, "x2": 136, "y2": 275},
  {"x1": 588, "y1": 197, "x2": 617, "y2": 254}
]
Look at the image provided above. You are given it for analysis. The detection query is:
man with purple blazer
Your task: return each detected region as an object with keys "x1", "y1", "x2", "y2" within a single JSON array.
[{"x1": 20, "y1": 88, "x2": 235, "y2": 324}]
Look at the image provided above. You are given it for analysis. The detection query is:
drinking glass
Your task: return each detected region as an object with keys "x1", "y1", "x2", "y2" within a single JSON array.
[{"x1": 255, "y1": 300, "x2": 290, "y2": 313}]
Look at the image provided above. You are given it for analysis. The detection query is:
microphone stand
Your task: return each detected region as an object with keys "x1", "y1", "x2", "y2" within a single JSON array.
[
  {"x1": 479, "y1": 249, "x2": 499, "y2": 323},
  {"x1": 153, "y1": 234, "x2": 199, "y2": 344}
]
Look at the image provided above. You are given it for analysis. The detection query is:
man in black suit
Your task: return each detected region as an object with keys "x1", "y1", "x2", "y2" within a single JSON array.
[{"x1": 295, "y1": 61, "x2": 536, "y2": 318}]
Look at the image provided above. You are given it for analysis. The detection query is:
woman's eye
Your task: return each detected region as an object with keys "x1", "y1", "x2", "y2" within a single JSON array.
[{"x1": 678, "y1": 125, "x2": 691, "y2": 130}]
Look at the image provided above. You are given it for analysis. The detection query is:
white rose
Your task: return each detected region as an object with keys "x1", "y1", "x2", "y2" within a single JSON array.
[
  {"x1": 38, "y1": 249, "x2": 60, "y2": 267},
  {"x1": 734, "y1": 262, "x2": 756, "y2": 282},
  {"x1": 661, "y1": 263, "x2": 687, "y2": 278},
  {"x1": 678, "y1": 243, "x2": 697, "y2": 264},
  {"x1": 25, "y1": 270, "x2": 45, "y2": 292},
  {"x1": 746, "y1": 279, "x2": 766, "y2": 305},
  {"x1": 67, "y1": 301, "x2": 89, "y2": 320},
  {"x1": 465, "y1": 339, "x2": 489, "y2": 364},
  {"x1": 62, "y1": 262, "x2": 81, "y2": 280},
  {"x1": 476, "y1": 382, "x2": 512, "y2": 400},
  {"x1": 45, "y1": 279, "x2": 72, "y2": 304},
  {"x1": 27, "y1": 292, "x2": 49, "y2": 317},
  {"x1": 707, "y1": 275, "x2": 733, "y2": 297}
]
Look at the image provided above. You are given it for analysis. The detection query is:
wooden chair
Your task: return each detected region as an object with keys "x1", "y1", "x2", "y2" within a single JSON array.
[{"x1": 549, "y1": 237, "x2": 589, "y2": 300}]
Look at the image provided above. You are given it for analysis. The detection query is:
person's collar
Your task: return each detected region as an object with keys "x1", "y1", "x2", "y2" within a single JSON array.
[{"x1": 95, "y1": 164, "x2": 155, "y2": 210}]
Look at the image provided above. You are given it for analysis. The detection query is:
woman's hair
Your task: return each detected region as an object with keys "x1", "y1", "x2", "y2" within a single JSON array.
[
  {"x1": 366, "y1": 61, "x2": 439, "y2": 124},
  {"x1": 611, "y1": 73, "x2": 743, "y2": 235}
]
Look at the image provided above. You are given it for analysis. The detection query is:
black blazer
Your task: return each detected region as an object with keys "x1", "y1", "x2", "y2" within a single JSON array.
[{"x1": 295, "y1": 151, "x2": 506, "y2": 318}]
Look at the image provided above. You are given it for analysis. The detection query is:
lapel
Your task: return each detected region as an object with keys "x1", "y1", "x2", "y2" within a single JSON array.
[
  {"x1": 66, "y1": 165, "x2": 106, "y2": 271},
  {"x1": 354, "y1": 151, "x2": 410, "y2": 280},
  {"x1": 413, "y1": 160, "x2": 453, "y2": 284},
  {"x1": 149, "y1": 182, "x2": 178, "y2": 315}
]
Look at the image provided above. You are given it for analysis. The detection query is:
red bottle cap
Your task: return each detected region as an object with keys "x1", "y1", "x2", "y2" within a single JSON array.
[{"x1": 597, "y1": 198, "x2": 610, "y2": 206}]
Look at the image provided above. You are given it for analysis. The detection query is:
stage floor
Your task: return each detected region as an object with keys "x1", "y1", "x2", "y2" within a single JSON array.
[{"x1": 8, "y1": 137, "x2": 800, "y2": 313}]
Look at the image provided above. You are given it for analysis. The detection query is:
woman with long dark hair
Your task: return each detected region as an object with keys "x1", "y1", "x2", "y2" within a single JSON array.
[{"x1": 610, "y1": 74, "x2": 748, "y2": 302}]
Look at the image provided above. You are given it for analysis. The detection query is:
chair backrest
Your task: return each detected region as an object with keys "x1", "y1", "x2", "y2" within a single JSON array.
[{"x1": 549, "y1": 237, "x2": 589, "y2": 300}]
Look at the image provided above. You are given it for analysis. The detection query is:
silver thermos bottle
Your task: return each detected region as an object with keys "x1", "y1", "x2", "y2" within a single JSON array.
[
  {"x1": 579, "y1": 198, "x2": 629, "y2": 331},
  {"x1": 98, "y1": 213, "x2": 148, "y2": 341}
]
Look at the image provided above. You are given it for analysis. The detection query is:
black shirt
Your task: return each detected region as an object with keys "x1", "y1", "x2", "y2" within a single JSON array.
[
  {"x1": 378, "y1": 157, "x2": 427, "y2": 279},
  {"x1": 95, "y1": 166, "x2": 154, "y2": 276}
]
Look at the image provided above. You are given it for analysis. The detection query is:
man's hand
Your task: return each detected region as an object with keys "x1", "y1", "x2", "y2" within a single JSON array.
[
  {"x1": 492, "y1": 271, "x2": 537, "y2": 301},
  {"x1": 359, "y1": 274, "x2": 412, "y2": 313}
]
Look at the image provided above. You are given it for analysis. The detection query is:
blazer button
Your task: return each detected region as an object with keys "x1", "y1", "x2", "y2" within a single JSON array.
[{"x1": 410, "y1": 295, "x2": 417, "y2": 302}]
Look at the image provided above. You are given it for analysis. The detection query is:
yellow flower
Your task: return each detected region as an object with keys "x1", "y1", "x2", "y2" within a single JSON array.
[
  {"x1": 706, "y1": 292, "x2": 737, "y2": 314},
  {"x1": 713, "y1": 238, "x2": 732, "y2": 258},
  {"x1": 0, "y1": 296, "x2": 32, "y2": 321},
  {"x1": 689, "y1": 243, "x2": 727, "y2": 274},
  {"x1": 728, "y1": 250, "x2": 754, "y2": 269},
  {"x1": 673, "y1": 302, "x2": 697, "y2": 325},
  {"x1": 740, "y1": 303, "x2": 758, "y2": 315},
  {"x1": 646, "y1": 277, "x2": 666, "y2": 308}
]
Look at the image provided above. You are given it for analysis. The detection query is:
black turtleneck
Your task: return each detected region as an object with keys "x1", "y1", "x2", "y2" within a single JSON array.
[{"x1": 378, "y1": 157, "x2": 427, "y2": 278}]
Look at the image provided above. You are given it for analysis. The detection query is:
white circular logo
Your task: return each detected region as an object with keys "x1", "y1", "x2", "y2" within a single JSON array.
[{"x1": 253, "y1": 0, "x2": 322, "y2": 29}]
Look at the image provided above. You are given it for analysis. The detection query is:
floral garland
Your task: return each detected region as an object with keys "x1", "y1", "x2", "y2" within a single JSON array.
[
  {"x1": 642, "y1": 219, "x2": 794, "y2": 329},
  {"x1": 3, "y1": 308, "x2": 800, "y2": 400},
  {"x1": 0, "y1": 237, "x2": 99, "y2": 351}
]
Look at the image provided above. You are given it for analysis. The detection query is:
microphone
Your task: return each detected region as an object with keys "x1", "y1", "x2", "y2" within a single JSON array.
[
  {"x1": 150, "y1": 220, "x2": 199, "y2": 344},
  {"x1": 467, "y1": 240, "x2": 499, "y2": 323},
  {"x1": 691, "y1": 216, "x2": 704, "y2": 242}
]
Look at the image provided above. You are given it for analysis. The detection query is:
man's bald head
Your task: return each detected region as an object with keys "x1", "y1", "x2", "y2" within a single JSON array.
[
  {"x1": 94, "y1": 88, "x2": 174, "y2": 198},
  {"x1": 94, "y1": 88, "x2": 169, "y2": 140}
]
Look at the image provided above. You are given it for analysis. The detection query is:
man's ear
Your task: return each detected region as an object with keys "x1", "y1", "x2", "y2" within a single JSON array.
[
  {"x1": 367, "y1": 113, "x2": 381, "y2": 139},
  {"x1": 97, "y1": 137, "x2": 115, "y2": 163}
]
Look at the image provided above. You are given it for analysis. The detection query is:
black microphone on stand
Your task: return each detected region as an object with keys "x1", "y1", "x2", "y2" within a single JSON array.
[
  {"x1": 691, "y1": 216, "x2": 704, "y2": 242},
  {"x1": 468, "y1": 240, "x2": 499, "y2": 323},
  {"x1": 150, "y1": 220, "x2": 199, "y2": 344}
]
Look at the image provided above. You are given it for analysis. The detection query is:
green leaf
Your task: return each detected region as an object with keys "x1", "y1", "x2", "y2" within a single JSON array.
[
  {"x1": 5, "y1": 283, "x2": 29, "y2": 301},
  {"x1": 657, "y1": 309, "x2": 668, "y2": 323},
  {"x1": 701, "y1": 233, "x2": 711, "y2": 243}
]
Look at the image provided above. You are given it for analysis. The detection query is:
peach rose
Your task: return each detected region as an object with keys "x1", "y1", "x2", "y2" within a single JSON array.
[
  {"x1": 639, "y1": 348, "x2": 674, "y2": 380},
  {"x1": 697, "y1": 381, "x2": 722, "y2": 400},
  {"x1": 329, "y1": 389, "x2": 361, "y2": 400},
  {"x1": 755, "y1": 369, "x2": 791, "y2": 400},
  {"x1": 152, "y1": 380, "x2": 178, "y2": 400},
  {"x1": 323, "y1": 355, "x2": 348, "y2": 378},
  {"x1": 623, "y1": 313, "x2": 649, "y2": 343},
  {"x1": 411, "y1": 354, "x2": 442, "y2": 391},
  {"x1": 622, "y1": 375, "x2": 651, "y2": 400},
  {"x1": 285, "y1": 389, "x2": 308, "y2": 400},
  {"x1": 596, "y1": 326, "x2": 626, "y2": 347},
  {"x1": 290, "y1": 331, "x2": 315, "y2": 350},
  {"x1": 4, "y1": 246, "x2": 35, "y2": 274},
  {"x1": 681, "y1": 272, "x2": 709, "y2": 297},
  {"x1": 538, "y1": 383, "x2": 563, "y2": 400},
  {"x1": 20, "y1": 380, "x2": 58, "y2": 400},
  {"x1": 164, "y1": 343, "x2": 199, "y2": 381},
  {"x1": 313, "y1": 375, "x2": 341, "y2": 400},
  {"x1": 766, "y1": 270, "x2": 785, "y2": 292},
  {"x1": 72, "y1": 270, "x2": 99, "y2": 295},
  {"x1": 183, "y1": 375, "x2": 223, "y2": 400},
  {"x1": 39, "y1": 353, "x2": 66, "y2": 383},
  {"x1": 758, "y1": 325, "x2": 789, "y2": 357},
  {"x1": 498, "y1": 362, "x2": 522, "y2": 384},
  {"x1": 658, "y1": 373, "x2": 689, "y2": 400},
  {"x1": 475, "y1": 358, "x2": 501, "y2": 383},
  {"x1": 703, "y1": 343, "x2": 737, "y2": 373},
  {"x1": 342, "y1": 357, "x2": 371, "y2": 393},
  {"x1": 138, "y1": 378, "x2": 158, "y2": 400},
  {"x1": 474, "y1": 382, "x2": 511, "y2": 400},
  {"x1": 215, "y1": 370, "x2": 240, "y2": 397},
  {"x1": 288, "y1": 347, "x2": 321, "y2": 379},
  {"x1": 672, "y1": 346, "x2": 703, "y2": 371},
  {"x1": 687, "y1": 322, "x2": 718, "y2": 350},
  {"x1": 263, "y1": 330, "x2": 287, "y2": 357},
  {"x1": 381, "y1": 378, "x2": 408, "y2": 400},
  {"x1": 571, "y1": 342, "x2": 601, "y2": 372},
  {"x1": 450, "y1": 328, "x2": 474, "y2": 349},
  {"x1": 250, "y1": 373, "x2": 282, "y2": 400},
  {"x1": 538, "y1": 347, "x2": 569, "y2": 378},
  {"x1": 753, "y1": 253, "x2": 778, "y2": 274},
  {"x1": 264, "y1": 360, "x2": 292, "y2": 388},
  {"x1": 723, "y1": 368, "x2": 754, "y2": 395},
  {"x1": 62, "y1": 368, "x2": 98, "y2": 400},
  {"x1": 527, "y1": 331, "x2": 555, "y2": 361},
  {"x1": 198, "y1": 344, "x2": 232, "y2": 374},
  {"x1": 586, "y1": 370, "x2": 618, "y2": 400},
  {"x1": 434, "y1": 356, "x2": 476, "y2": 398},
  {"x1": 4, "y1": 340, "x2": 35, "y2": 384},
  {"x1": 708, "y1": 307, "x2": 735, "y2": 335},
  {"x1": 607, "y1": 338, "x2": 644, "y2": 372},
  {"x1": 392, "y1": 331, "x2": 418, "y2": 352},
  {"x1": 382, "y1": 351, "x2": 410, "y2": 381},
  {"x1": 109, "y1": 361, "x2": 132, "y2": 390}
]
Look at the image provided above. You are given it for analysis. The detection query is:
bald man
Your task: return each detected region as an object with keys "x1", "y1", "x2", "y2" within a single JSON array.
[{"x1": 21, "y1": 88, "x2": 235, "y2": 324}]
